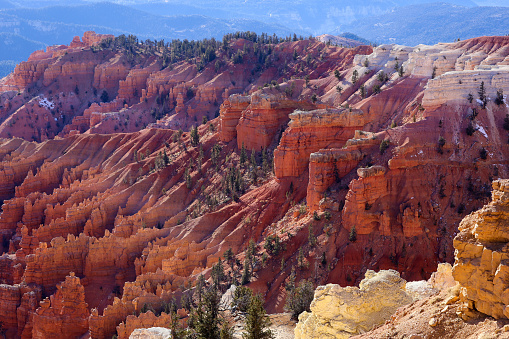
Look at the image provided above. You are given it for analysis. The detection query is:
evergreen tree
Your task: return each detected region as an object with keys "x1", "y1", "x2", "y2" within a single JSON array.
[
  {"x1": 190, "y1": 125, "x2": 200, "y2": 146},
  {"x1": 478, "y1": 81, "x2": 487, "y2": 108},
  {"x1": 359, "y1": 85, "x2": 366, "y2": 98},
  {"x1": 196, "y1": 274, "x2": 206, "y2": 303},
  {"x1": 250, "y1": 149, "x2": 257, "y2": 169},
  {"x1": 242, "y1": 294, "x2": 274, "y2": 339},
  {"x1": 220, "y1": 321, "x2": 234, "y2": 339},
  {"x1": 193, "y1": 286, "x2": 221, "y2": 339},
  {"x1": 211, "y1": 259, "x2": 226, "y2": 290},
  {"x1": 241, "y1": 256, "x2": 252, "y2": 285},
  {"x1": 240, "y1": 143, "x2": 247, "y2": 165},
  {"x1": 223, "y1": 247, "x2": 233, "y2": 264},
  {"x1": 495, "y1": 89, "x2": 504, "y2": 106},
  {"x1": 349, "y1": 225, "x2": 357, "y2": 242},
  {"x1": 351, "y1": 69, "x2": 359, "y2": 84},
  {"x1": 285, "y1": 279, "x2": 314, "y2": 320},
  {"x1": 100, "y1": 90, "x2": 109, "y2": 103},
  {"x1": 398, "y1": 65, "x2": 404, "y2": 77},
  {"x1": 168, "y1": 310, "x2": 186, "y2": 339},
  {"x1": 163, "y1": 150, "x2": 170, "y2": 165},
  {"x1": 334, "y1": 69, "x2": 341, "y2": 81}
]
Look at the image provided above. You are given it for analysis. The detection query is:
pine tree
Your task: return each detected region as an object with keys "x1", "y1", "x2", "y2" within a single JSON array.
[
  {"x1": 193, "y1": 286, "x2": 221, "y2": 339},
  {"x1": 478, "y1": 81, "x2": 487, "y2": 108},
  {"x1": 100, "y1": 90, "x2": 109, "y2": 103},
  {"x1": 185, "y1": 165, "x2": 192, "y2": 189},
  {"x1": 163, "y1": 150, "x2": 170, "y2": 165},
  {"x1": 241, "y1": 256, "x2": 252, "y2": 285},
  {"x1": 351, "y1": 69, "x2": 359, "y2": 84},
  {"x1": 359, "y1": 85, "x2": 366, "y2": 98},
  {"x1": 285, "y1": 279, "x2": 314, "y2": 320},
  {"x1": 250, "y1": 149, "x2": 257, "y2": 169},
  {"x1": 242, "y1": 295, "x2": 274, "y2": 339},
  {"x1": 495, "y1": 89, "x2": 504, "y2": 106},
  {"x1": 196, "y1": 274, "x2": 205, "y2": 304},
  {"x1": 220, "y1": 321, "x2": 234, "y2": 339},
  {"x1": 349, "y1": 225, "x2": 357, "y2": 242},
  {"x1": 240, "y1": 142, "x2": 247, "y2": 165},
  {"x1": 211, "y1": 259, "x2": 226, "y2": 290},
  {"x1": 334, "y1": 69, "x2": 341, "y2": 81},
  {"x1": 168, "y1": 310, "x2": 186, "y2": 339},
  {"x1": 190, "y1": 125, "x2": 200, "y2": 146},
  {"x1": 398, "y1": 65, "x2": 404, "y2": 77}
]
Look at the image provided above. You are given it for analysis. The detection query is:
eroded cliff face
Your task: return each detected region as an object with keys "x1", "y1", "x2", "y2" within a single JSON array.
[
  {"x1": 453, "y1": 179, "x2": 509, "y2": 320},
  {"x1": 32, "y1": 272, "x2": 90, "y2": 339},
  {"x1": 0, "y1": 33, "x2": 508, "y2": 338}
]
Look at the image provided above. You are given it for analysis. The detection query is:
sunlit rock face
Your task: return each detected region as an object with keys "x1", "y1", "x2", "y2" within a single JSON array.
[{"x1": 453, "y1": 179, "x2": 509, "y2": 320}]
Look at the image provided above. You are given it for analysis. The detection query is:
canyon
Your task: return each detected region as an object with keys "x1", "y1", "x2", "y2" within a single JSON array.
[{"x1": 0, "y1": 31, "x2": 508, "y2": 338}]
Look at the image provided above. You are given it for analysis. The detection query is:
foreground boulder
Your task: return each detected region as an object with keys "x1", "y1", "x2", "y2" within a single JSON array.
[
  {"x1": 129, "y1": 327, "x2": 173, "y2": 339},
  {"x1": 294, "y1": 270, "x2": 414, "y2": 339},
  {"x1": 453, "y1": 179, "x2": 509, "y2": 320}
]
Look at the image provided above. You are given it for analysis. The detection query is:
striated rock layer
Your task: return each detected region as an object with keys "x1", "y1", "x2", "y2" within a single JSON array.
[
  {"x1": 32, "y1": 273, "x2": 90, "y2": 339},
  {"x1": 1, "y1": 33, "x2": 509, "y2": 339},
  {"x1": 453, "y1": 179, "x2": 509, "y2": 320}
]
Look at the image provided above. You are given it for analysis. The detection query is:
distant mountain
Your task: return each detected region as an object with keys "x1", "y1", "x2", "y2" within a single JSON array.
[
  {"x1": 2, "y1": 0, "x2": 508, "y2": 79},
  {"x1": 0, "y1": 0, "x2": 15, "y2": 8},
  {"x1": 316, "y1": 33, "x2": 369, "y2": 47},
  {"x1": 0, "y1": 2, "x2": 295, "y2": 78},
  {"x1": 340, "y1": 3, "x2": 509, "y2": 46},
  {"x1": 127, "y1": 0, "x2": 478, "y2": 35},
  {"x1": 0, "y1": 32, "x2": 46, "y2": 60},
  {"x1": 1, "y1": 2, "x2": 295, "y2": 40},
  {"x1": 337, "y1": 32, "x2": 372, "y2": 46}
]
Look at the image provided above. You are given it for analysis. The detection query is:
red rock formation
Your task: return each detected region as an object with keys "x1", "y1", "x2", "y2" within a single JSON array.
[
  {"x1": 1, "y1": 33, "x2": 508, "y2": 338},
  {"x1": 219, "y1": 94, "x2": 250, "y2": 142},
  {"x1": 32, "y1": 272, "x2": 90, "y2": 339},
  {"x1": 236, "y1": 92, "x2": 317, "y2": 151},
  {"x1": 82, "y1": 31, "x2": 115, "y2": 47},
  {"x1": 116, "y1": 311, "x2": 174, "y2": 339},
  {"x1": 274, "y1": 107, "x2": 367, "y2": 178}
]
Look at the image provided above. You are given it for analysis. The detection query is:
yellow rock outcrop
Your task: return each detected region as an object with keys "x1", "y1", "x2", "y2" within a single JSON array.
[
  {"x1": 453, "y1": 179, "x2": 509, "y2": 320},
  {"x1": 294, "y1": 269, "x2": 413, "y2": 339}
]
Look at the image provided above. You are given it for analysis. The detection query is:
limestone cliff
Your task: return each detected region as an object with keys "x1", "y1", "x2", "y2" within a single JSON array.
[{"x1": 453, "y1": 179, "x2": 509, "y2": 320}]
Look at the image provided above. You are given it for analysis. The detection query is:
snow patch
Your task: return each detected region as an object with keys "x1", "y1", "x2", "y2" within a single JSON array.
[
  {"x1": 476, "y1": 99, "x2": 484, "y2": 105},
  {"x1": 39, "y1": 96, "x2": 54, "y2": 110},
  {"x1": 475, "y1": 124, "x2": 488, "y2": 139}
]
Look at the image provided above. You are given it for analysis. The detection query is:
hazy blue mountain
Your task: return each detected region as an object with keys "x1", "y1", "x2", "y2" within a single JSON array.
[
  {"x1": 5, "y1": 0, "x2": 87, "y2": 7},
  {"x1": 127, "y1": 0, "x2": 478, "y2": 35},
  {"x1": 1, "y1": 0, "x2": 508, "y2": 79},
  {"x1": 0, "y1": 2, "x2": 295, "y2": 78},
  {"x1": 0, "y1": 32, "x2": 46, "y2": 60},
  {"x1": 0, "y1": 0, "x2": 15, "y2": 9},
  {"x1": 340, "y1": 2, "x2": 509, "y2": 46},
  {"x1": 0, "y1": 32, "x2": 45, "y2": 78},
  {"x1": 2, "y1": 2, "x2": 296, "y2": 39}
]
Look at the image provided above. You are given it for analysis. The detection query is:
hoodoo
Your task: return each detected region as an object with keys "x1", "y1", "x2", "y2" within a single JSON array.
[{"x1": 0, "y1": 31, "x2": 508, "y2": 338}]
